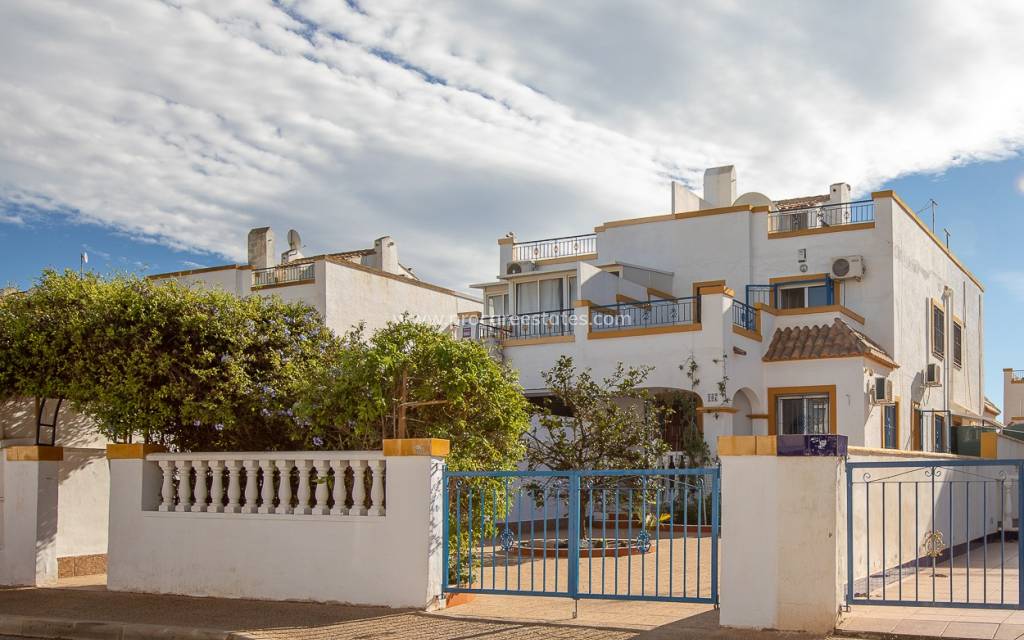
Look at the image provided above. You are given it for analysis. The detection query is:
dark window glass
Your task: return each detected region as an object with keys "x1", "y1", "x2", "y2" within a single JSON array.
[
  {"x1": 807, "y1": 284, "x2": 830, "y2": 307},
  {"x1": 934, "y1": 414, "x2": 946, "y2": 452},
  {"x1": 883, "y1": 405, "x2": 898, "y2": 449},
  {"x1": 779, "y1": 288, "x2": 806, "y2": 309},
  {"x1": 778, "y1": 395, "x2": 830, "y2": 435},
  {"x1": 933, "y1": 305, "x2": 945, "y2": 358},
  {"x1": 953, "y1": 322, "x2": 963, "y2": 368}
]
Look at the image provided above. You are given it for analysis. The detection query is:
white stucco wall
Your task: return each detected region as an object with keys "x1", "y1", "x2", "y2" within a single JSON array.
[
  {"x1": 107, "y1": 454, "x2": 445, "y2": 608},
  {"x1": 56, "y1": 449, "x2": 109, "y2": 559}
]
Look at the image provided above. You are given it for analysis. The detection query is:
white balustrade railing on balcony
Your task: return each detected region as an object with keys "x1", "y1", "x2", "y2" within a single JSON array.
[{"x1": 147, "y1": 451, "x2": 385, "y2": 517}]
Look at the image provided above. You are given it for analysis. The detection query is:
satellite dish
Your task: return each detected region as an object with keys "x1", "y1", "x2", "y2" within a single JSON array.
[{"x1": 287, "y1": 229, "x2": 302, "y2": 251}]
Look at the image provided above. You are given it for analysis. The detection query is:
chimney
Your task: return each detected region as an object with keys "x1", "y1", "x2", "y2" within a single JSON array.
[
  {"x1": 374, "y1": 236, "x2": 400, "y2": 275},
  {"x1": 247, "y1": 227, "x2": 275, "y2": 269},
  {"x1": 703, "y1": 165, "x2": 737, "y2": 208},
  {"x1": 829, "y1": 183, "x2": 851, "y2": 204},
  {"x1": 671, "y1": 181, "x2": 703, "y2": 213}
]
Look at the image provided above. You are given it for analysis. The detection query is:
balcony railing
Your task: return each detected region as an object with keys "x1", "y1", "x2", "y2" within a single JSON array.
[
  {"x1": 589, "y1": 297, "x2": 698, "y2": 333},
  {"x1": 1012, "y1": 370, "x2": 1024, "y2": 383},
  {"x1": 478, "y1": 309, "x2": 575, "y2": 341},
  {"x1": 252, "y1": 263, "x2": 315, "y2": 288},
  {"x1": 512, "y1": 233, "x2": 596, "y2": 262},
  {"x1": 768, "y1": 200, "x2": 875, "y2": 234},
  {"x1": 732, "y1": 300, "x2": 757, "y2": 331}
]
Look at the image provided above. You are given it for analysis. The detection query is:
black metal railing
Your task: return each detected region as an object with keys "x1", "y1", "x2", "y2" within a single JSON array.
[
  {"x1": 252, "y1": 263, "x2": 315, "y2": 287},
  {"x1": 589, "y1": 297, "x2": 698, "y2": 333},
  {"x1": 731, "y1": 300, "x2": 756, "y2": 331},
  {"x1": 512, "y1": 233, "x2": 596, "y2": 261},
  {"x1": 478, "y1": 309, "x2": 575, "y2": 340},
  {"x1": 768, "y1": 200, "x2": 875, "y2": 233}
]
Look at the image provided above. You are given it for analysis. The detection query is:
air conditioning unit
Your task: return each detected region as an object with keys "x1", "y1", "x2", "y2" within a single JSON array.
[
  {"x1": 871, "y1": 376, "x2": 894, "y2": 404},
  {"x1": 925, "y1": 363, "x2": 942, "y2": 387},
  {"x1": 506, "y1": 261, "x2": 537, "y2": 275},
  {"x1": 830, "y1": 255, "x2": 864, "y2": 280}
]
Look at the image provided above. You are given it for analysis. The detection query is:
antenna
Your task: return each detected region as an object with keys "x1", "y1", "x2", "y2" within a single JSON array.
[
  {"x1": 928, "y1": 199, "x2": 938, "y2": 232},
  {"x1": 942, "y1": 228, "x2": 951, "y2": 248}
]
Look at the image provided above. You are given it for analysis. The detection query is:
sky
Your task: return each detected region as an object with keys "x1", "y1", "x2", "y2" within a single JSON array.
[{"x1": 1, "y1": 1, "x2": 1023, "y2": 411}]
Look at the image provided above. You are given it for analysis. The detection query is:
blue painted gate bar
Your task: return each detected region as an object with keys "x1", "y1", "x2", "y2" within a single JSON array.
[
  {"x1": 442, "y1": 467, "x2": 720, "y2": 604},
  {"x1": 846, "y1": 458, "x2": 1023, "y2": 610}
]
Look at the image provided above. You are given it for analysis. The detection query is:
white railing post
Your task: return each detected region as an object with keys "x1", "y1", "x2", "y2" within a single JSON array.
[
  {"x1": 313, "y1": 460, "x2": 330, "y2": 515},
  {"x1": 226, "y1": 461, "x2": 242, "y2": 513},
  {"x1": 350, "y1": 460, "x2": 368, "y2": 516},
  {"x1": 175, "y1": 460, "x2": 192, "y2": 512},
  {"x1": 242, "y1": 460, "x2": 259, "y2": 514},
  {"x1": 258, "y1": 458, "x2": 276, "y2": 514},
  {"x1": 159, "y1": 460, "x2": 175, "y2": 512},
  {"x1": 193, "y1": 460, "x2": 209, "y2": 512},
  {"x1": 295, "y1": 460, "x2": 312, "y2": 515},
  {"x1": 369, "y1": 459, "x2": 385, "y2": 516},
  {"x1": 209, "y1": 460, "x2": 225, "y2": 513},
  {"x1": 275, "y1": 459, "x2": 293, "y2": 514},
  {"x1": 329, "y1": 459, "x2": 349, "y2": 515}
]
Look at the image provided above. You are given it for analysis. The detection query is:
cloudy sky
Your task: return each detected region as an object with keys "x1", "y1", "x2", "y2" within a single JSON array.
[{"x1": 2, "y1": 1, "x2": 1024, "y2": 404}]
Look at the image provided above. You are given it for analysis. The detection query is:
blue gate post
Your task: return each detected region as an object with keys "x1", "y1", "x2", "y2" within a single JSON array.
[
  {"x1": 568, "y1": 472, "x2": 581, "y2": 603},
  {"x1": 711, "y1": 467, "x2": 721, "y2": 605},
  {"x1": 442, "y1": 466, "x2": 449, "y2": 596},
  {"x1": 1018, "y1": 462, "x2": 1023, "y2": 608}
]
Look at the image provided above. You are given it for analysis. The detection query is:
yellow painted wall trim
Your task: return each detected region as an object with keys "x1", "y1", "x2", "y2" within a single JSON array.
[
  {"x1": 980, "y1": 431, "x2": 997, "y2": 459},
  {"x1": 6, "y1": 445, "x2": 63, "y2": 461},
  {"x1": 767, "y1": 221, "x2": 875, "y2": 240},
  {"x1": 536, "y1": 253, "x2": 597, "y2": 266},
  {"x1": 732, "y1": 325, "x2": 763, "y2": 342},
  {"x1": 769, "y1": 273, "x2": 829, "y2": 284},
  {"x1": 502, "y1": 335, "x2": 576, "y2": 347},
  {"x1": 458, "y1": 311, "x2": 482, "y2": 319},
  {"x1": 692, "y1": 280, "x2": 726, "y2": 298},
  {"x1": 675, "y1": 204, "x2": 754, "y2": 219},
  {"x1": 148, "y1": 264, "x2": 245, "y2": 280},
  {"x1": 383, "y1": 438, "x2": 450, "y2": 457},
  {"x1": 718, "y1": 435, "x2": 777, "y2": 456},
  {"x1": 615, "y1": 293, "x2": 643, "y2": 304},
  {"x1": 587, "y1": 323, "x2": 702, "y2": 339},
  {"x1": 873, "y1": 190, "x2": 984, "y2": 291},
  {"x1": 751, "y1": 205, "x2": 771, "y2": 213},
  {"x1": 698, "y1": 406, "x2": 738, "y2": 414},
  {"x1": 766, "y1": 304, "x2": 866, "y2": 325},
  {"x1": 767, "y1": 385, "x2": 838, "y2": 436},
  {"x1": 573, "y1": 299, "x2": 593, "y2": 308},
  {"x1": 647, "y1": 287, "x2": 675, "y2": 300},
  {"x1": 107, "y1": 443, "x2": 168, "y2": 459},
  {"x1": 748, "y1": 413, "x2": 769, "y2": 420},
  {"x1": 848, "y1": 446, "x2": 975, "y2": 460}
]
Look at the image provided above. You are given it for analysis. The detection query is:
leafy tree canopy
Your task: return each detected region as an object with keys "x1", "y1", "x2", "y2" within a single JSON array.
[
  {"x1": 524, "y1": 355, "x2": 668, "y2": 471},
  {"x1": 0, "y1": 270, "x2": 340, "y2": 450},
  {"x1": 296, "y1": 319, "x2": 531, "y2": 471}
]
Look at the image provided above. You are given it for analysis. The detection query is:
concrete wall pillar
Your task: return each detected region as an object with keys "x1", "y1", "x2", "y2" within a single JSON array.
[
  {"x1": 719, "y1": 435, "x2": 846, "y2": 633},
  {"x1": 0, "y1": 446, "x2": 62, "y2": 586}
]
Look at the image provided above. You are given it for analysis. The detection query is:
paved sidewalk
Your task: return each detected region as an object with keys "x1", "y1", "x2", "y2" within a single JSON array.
[
  {"x1": 0, "y1": 576, "x2": 824, "y2": 639},
  {"x1": 838, "y1": 604, "x2": 1024, "y2": 639}
]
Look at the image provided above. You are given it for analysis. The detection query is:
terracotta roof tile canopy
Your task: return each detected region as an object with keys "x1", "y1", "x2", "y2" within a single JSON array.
[
  {"x1": 763, "y1": 318, "x2": 896, "y2": 367},
  {"x1": 772, "y1": 194, "x2": 829, "y2": 211}
]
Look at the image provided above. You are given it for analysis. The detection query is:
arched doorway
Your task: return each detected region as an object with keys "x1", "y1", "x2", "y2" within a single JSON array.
[{"x1": 731, "y1": 387, "x2": 760, "y2": 436}]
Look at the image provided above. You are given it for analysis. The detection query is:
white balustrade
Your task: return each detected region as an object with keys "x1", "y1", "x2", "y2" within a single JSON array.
[{"x1": 147, "y1": 452, "x2": 386, "y2": 518}]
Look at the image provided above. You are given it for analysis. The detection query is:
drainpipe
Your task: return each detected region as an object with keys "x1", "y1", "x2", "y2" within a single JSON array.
[{"x1": 943, "y1": 286, "x2": 953, "y2": 449}]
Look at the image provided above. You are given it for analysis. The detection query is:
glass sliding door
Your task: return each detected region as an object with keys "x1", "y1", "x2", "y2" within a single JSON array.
[{"x1": 777, "y1": 394, "x2": 830, "y2": 435}]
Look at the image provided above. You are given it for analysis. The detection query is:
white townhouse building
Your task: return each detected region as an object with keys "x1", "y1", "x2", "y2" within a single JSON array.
[
  {"x1": 465, "y1": 166, "x2": 989, "y2": 458},
  {"x1": 149, "y1": 227, "x2": 481, "y2": 334}
]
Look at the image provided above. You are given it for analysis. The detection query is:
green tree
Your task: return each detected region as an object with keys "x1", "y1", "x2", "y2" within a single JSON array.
[
  {"x1": 296, "y1": 318, "x2": 531, "y2": 472},
  {"x1": 524, "y1": 355, "x2": 668, "y2": 472},
  {"x1": 0, "y1": 270, "x2": 339, "y2": 450}
]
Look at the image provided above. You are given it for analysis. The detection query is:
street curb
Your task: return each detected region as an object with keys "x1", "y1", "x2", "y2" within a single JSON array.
[
  {"x1": 832, "y1": 629, "x2": 982, "y2": 640},
  {"x1": 0, "y1": 614, "x2": 257, "y2": 640}
]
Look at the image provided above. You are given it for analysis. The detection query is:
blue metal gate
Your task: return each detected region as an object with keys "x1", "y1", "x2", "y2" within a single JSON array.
[
  {"x1": 442, "y1": 468, "x2": 719, "y2": 604},
  {"x1": 846, "y1": 458, "x2": 1023, "y2": 609}
]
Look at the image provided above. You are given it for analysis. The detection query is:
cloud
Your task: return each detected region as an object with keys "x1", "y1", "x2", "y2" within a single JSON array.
[{"x1": 1, "y1": 0, "x2": 1024, "y2": 290}]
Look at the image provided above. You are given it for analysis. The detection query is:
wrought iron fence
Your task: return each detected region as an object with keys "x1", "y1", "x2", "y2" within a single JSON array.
[
  {"x1": 769, "y1": 200, "x2": 875, "y2": 233},
  {"x1": 731, "y1": 300, "x2": 756, "y2": 331},
  {"x1": 478, "y1": 309, "x2": 575, "y2": 340},
  {"x1": 252, "y1": 263, "x2": 315, "y2": 287},
  {"x1": 745, "y1": 285, "x2": 772, "y2": 308},
  {"x1": 589, "y1": 297, "x2": 698, "y2": 333},
  {"x1": 512, "y1": 234, "x2": 597, "y2": 262}
]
